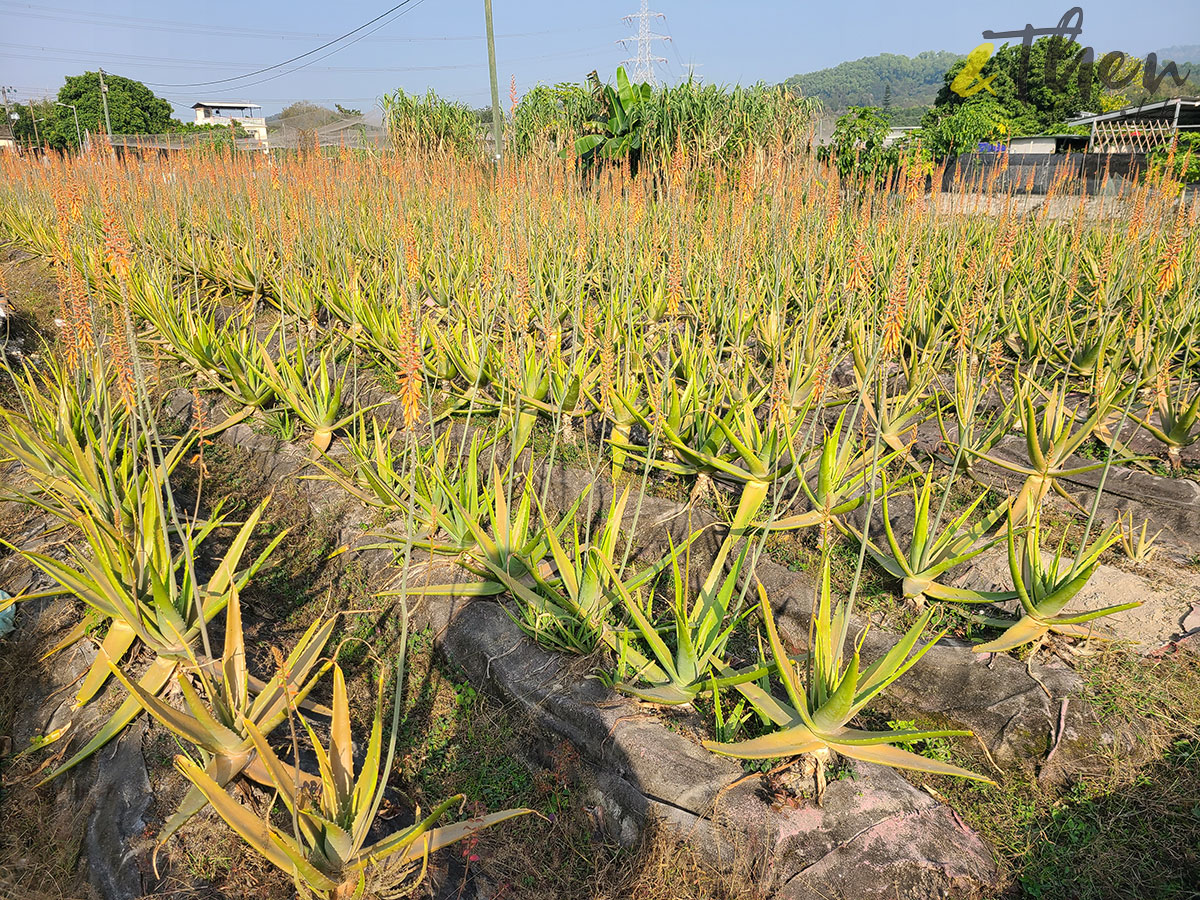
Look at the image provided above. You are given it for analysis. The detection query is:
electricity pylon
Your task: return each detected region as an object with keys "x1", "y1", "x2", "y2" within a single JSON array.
[{"x1": 618, "y1": 0, "x2": 670, "y2": 84}]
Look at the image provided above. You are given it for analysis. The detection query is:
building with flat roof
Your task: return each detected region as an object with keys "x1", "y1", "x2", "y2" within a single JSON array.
[{"x1": 191, "y1": 101, "x2": 268, "y2": 146}]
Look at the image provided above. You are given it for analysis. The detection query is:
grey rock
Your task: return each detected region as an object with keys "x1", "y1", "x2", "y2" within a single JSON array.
[
  {"x1": 953, "y1": 546, "x2": 1200, "y2": 649},
  {"x1": 219, "y1": 422, "x2": 278, "y2": 454},
  {"x1": 162, "y1": 389, "x2": 194, "y2": 428},
  {"x1": 439, "y1": 600, "x2": 999, "y2": 898}
]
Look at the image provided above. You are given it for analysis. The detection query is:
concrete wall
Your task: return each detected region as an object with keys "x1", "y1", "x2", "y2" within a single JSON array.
[
  {"x1": 1008, "y1": 137, "x2": 1057, "y2": 155},
  {"x1": 943, "y1": 151, "x2": 1146, "y2": 195}
]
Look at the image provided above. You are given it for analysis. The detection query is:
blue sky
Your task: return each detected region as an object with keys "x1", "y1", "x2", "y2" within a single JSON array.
[{"x1": 2, "y1": 1, "x2": 1197, "y2": 119}]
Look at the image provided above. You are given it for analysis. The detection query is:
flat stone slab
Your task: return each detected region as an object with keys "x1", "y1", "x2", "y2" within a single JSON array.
[
  {"x1": 982, "y1": 435, "x2": 1200, "y2": 561},
  {"x1": 953, "y1": 546, "x2": 1200, "y2": 651},
  {"x1": 439, "y1": 599, "x2": 1000, "y2": 898}
]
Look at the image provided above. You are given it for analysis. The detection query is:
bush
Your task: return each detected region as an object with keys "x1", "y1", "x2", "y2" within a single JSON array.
[
  {"x1": 820, "y1": 106, "x2": 896, "y2": 181},
  {"x1": 1150, "y1": 133, "x2": 1200, "y2": 184}
]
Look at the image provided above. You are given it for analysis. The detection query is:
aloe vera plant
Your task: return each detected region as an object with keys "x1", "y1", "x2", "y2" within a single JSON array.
[
  {"x1": 136, "y1": 291, "x2": 226, "y2": 379},
  {"x1": 704, "y1": 560, "x2": 993, "y2": 785},
  {"x1": 1135, "y1": 369, "x2": 1200, "y2": 471},
  {"x1": 934, "y1": 353, "x2": 1014, "y2": 478},
  {"x1": 966, "y1": 374, "x2": 1128, "y2": 522},
  {"x1": 107, "y1": 587, "x2": 336, "y2": 857},
  {"x1": 0, "y1": 393, "x2": 166, "y2": 535},
  {"x1": 310, "y1": 420, "x2": 416, "y2": 511},
  {"x1": 212, "y1": 322, "x2": 276, "y2": 412},
  {"x1": 973, "y1": 512, "x2": 1134, "y2": 653},
  {"x1": 18, "y1": 491, "x2": 284, "y2": 778},
  {"x1": 262, "y1": 343, "x2": 378, "y2": 454},
  {"x1": 755, "y1": 409, "x2": 888, "y2": 534},
  {"x1": 518, "y1": 485, "x2": 631, "y2": 650},
  {"x1": 599, "y1": 540, "x2": 769, "y2": 705},
  {"x1": 854, "y1": 466, "x2": 1011, "y2": 606},
  {"x1": 403, "y1": 462, "x2": 559, "y2": 597},
  {"x1": 179, "y1": 659, "x2": 530, "y2": 899}
]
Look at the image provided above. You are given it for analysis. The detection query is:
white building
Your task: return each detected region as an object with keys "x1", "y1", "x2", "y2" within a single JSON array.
[{"x1": 191, "y1": 101, "x2": 268, "y2": 145}]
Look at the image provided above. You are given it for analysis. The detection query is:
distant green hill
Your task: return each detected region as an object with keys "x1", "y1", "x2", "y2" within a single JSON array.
[
  {"x1": 1154, "y1": 46, "x2": 1200, "y2": 66},
  {"x1": 783, "y1": 50, "x2": 962, "y2": 112}
]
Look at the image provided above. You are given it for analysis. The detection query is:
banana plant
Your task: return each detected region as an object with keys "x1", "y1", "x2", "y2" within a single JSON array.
[
  {"x1": 852, "y1": 466, "x2": 1012, "y2": 606},
  {"x1": 704, "y1": 561, "x2": 993, "y2": 785},
  {"x1": 973, "y1": 512, "x2": 1134, "y2": 653},
  {"x1": 571, "y1": 66, "x2": 653, "y2": 168},
  {"x1": 179, "y1": 659, "x2": 530, "y2": 899}
]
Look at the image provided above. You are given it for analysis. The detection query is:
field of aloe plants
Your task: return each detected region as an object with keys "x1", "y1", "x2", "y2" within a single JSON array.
[{"x1": 0, "y1": 134, "x2": 1197, "y2": 900}]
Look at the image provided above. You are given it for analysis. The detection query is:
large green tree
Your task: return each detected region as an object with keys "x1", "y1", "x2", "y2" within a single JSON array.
[
  {"x1": 929, "y1": 36, "x2": 1102, "y2": 136},
  {"x1": 48, "y1": 71, "x2": 176, "y2": 148}
]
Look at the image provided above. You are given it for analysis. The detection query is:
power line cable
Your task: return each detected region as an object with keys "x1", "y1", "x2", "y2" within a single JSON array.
[
  {"x1": 0, "y1": 2, "x2": 607, "y2": 44},
  {"x1": 153, "y1": 0, "x2": 437, "y2": 94},
  {"x1": 0, "y1": 40, "x2": 609, "y2": 75},
  {"x1": 141, "y1": 0, "x2": 424, "y2": 88}
]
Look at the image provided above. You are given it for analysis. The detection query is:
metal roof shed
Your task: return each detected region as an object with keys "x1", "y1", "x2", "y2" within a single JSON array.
[{"x1": 1068, "y1": 97, "x2": 1200, "y2": 153}]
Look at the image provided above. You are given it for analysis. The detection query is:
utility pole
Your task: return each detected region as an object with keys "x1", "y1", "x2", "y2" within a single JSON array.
[
  {"x1": 0, "y1": 85, "x2": 12, "y2": 127},
  {"x1": 57, "y1": 101, "x2": 82, "y2": 150},
  {"x1": 98, "y1": 68, "x2": 113, "y2": 138},
  {"x1": 483, "y1": 0, "x2": 503, "y2": 168},
  {"x1": 0, "y1": 85, "x2": 15, "y2": 151},
  {"x1": 28, "y1": 99, "x2": 40, "y2": 147},
  {"x1": 618, "y1": 0, "x2": 670, "y2": 84}
]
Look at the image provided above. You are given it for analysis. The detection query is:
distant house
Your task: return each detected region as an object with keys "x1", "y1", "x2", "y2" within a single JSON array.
[
  {"x1": 1006, "y1": 135, "x2": 1089, "y2": 155},
  {"x1": 191, "y1": 101, "x2": 268, "y2": 146},
  {"x1": 0, "y1": 117, "x2": 15, "y2": 151}
]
